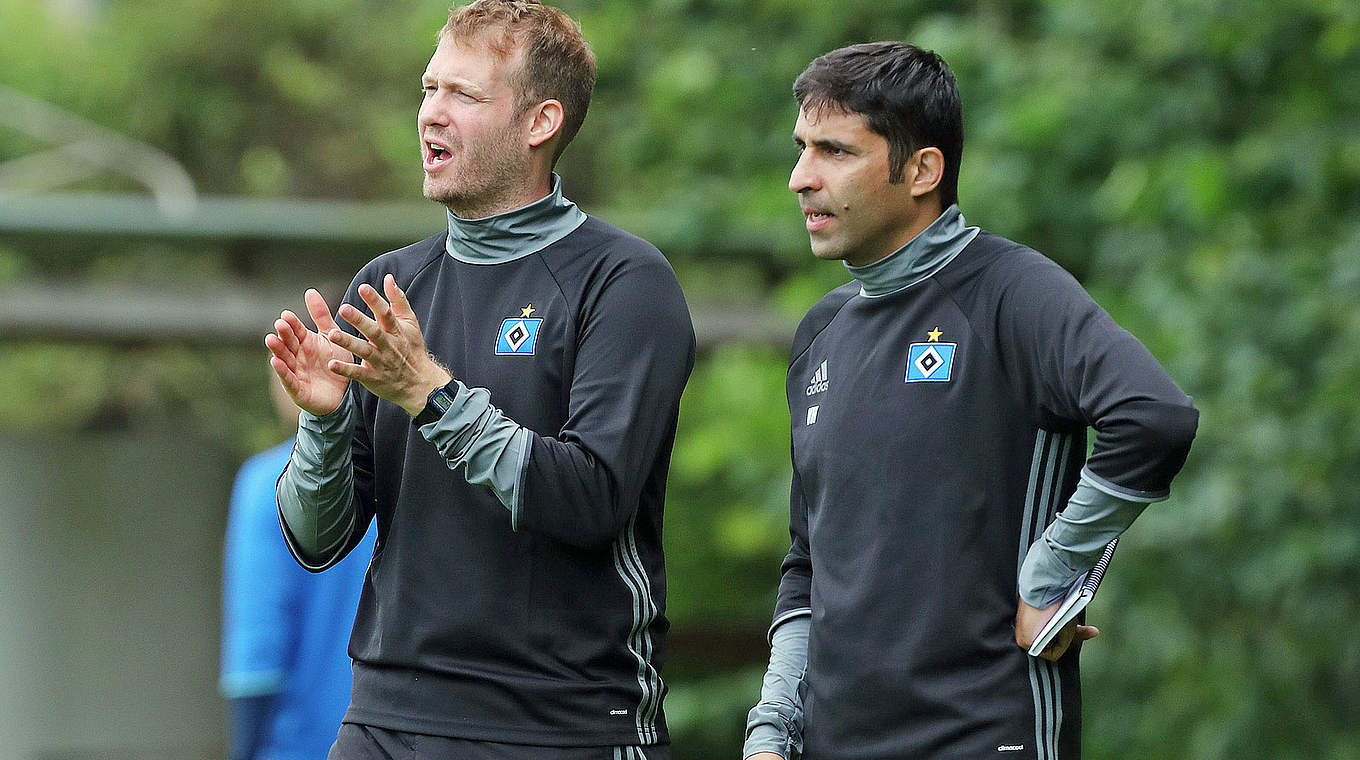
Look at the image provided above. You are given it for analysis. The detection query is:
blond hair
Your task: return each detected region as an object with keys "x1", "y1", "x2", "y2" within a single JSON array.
[{"x1": 441, "y1": 0, "x2": 597, "y2": 164}]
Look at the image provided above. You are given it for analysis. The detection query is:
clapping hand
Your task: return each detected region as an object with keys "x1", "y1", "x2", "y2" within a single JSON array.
[
  {"x1": 321, "y1": 274, "x2": 451, "y2": 416},
  {"x1": 266, "y1": 288, "x2": 353, "y2": 416}
]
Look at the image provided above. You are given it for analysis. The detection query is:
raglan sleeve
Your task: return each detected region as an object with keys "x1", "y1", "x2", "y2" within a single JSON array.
[
  {"x1": 739, "y1": 465, "x2": 813, "y2": 758},
  {"x1": 509, "y1": 252, "x2": 695, "y2": 546},
  {"x1": 276, "y1": 273, "x2": 383, "y2": 572},
  {"x1": 773, "y1": 465, "x2": 813, "y2": 631},
  {"x1": 997, "y1": 254, "x2": 1199, "y2": 603},
  {"x1": 767, "y1": 294, "x2": 846, "y2": 631}
]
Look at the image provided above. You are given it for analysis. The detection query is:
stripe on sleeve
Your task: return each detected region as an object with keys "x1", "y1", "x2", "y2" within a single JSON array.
[
  {"x1": 1019, "y1": 429, "x2": 1075, "y2": 759},
  {"x1": 611, "y1": 510, "x2": 663, "y2": 744}
]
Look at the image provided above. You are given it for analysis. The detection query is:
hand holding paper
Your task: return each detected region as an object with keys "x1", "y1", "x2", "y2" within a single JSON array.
[{"x1": 1017, "y1": 539, "x2": 1118, "y2": 660}]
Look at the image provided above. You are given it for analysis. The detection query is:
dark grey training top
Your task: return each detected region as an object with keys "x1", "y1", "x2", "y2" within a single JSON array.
[
  {"x1": 770, "y1": 211, "x2": 1197, "y2": 760},
  {"x1": 277, "y1": 181, "x2": 695, "y2": 748}
]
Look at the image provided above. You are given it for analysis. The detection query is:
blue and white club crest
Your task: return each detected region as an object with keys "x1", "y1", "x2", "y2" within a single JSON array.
[
  {"x1": 496, "y1": 304, "x2": 543, "y2": 356},
  {"x1": 906, "y1": 327, "x2": 956, "y2": 383}
]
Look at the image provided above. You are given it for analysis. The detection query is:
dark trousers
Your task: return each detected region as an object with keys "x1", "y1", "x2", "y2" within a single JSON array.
[{"x1": 328, "y1": 723, "x2": 670, "y2": 760}]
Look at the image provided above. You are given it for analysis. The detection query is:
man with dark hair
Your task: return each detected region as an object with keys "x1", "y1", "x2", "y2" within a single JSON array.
[
  {"x1": 266, "y1": 2, "x2": 693, "y2": 758},
  {"x1": 743, "y1": 42, "x2": 1198, "y2": 760}
]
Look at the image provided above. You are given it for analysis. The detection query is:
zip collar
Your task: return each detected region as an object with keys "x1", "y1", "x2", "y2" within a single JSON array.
[
  {"x1": 846, "y1": 204, "x2": 979, "y2": 298},
  {"x1": 444, "y1": 173, "x2": 587, "y2": 265}
]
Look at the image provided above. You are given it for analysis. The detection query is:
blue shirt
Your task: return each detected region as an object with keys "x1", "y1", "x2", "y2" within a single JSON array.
[{"x1": 221, "y1": 439, "x2": 376, "y2": 760}]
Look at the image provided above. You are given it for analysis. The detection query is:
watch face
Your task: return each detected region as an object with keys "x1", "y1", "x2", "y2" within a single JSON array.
[
  {"x1": 431, "y1": 387, "x2": 456, "y2": 414},
  {"x1": 415, "y1": 386, "x2": 456, "y2": 427}
]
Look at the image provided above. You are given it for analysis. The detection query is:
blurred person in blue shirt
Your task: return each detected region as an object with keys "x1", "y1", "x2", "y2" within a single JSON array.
[{"x1": 220, "y1": 374, "x2": 377, "y2": 760}]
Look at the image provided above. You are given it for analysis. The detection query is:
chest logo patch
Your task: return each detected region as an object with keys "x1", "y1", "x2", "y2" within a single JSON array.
[
  {"x1": 495, "y1": 304, "x2": 543, "y2": 356},
  {"x1": 906, "y1": 327, "x2": 956, "y2": 383}
]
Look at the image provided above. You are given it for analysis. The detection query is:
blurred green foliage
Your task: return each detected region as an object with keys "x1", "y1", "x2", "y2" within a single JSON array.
[{"x1": 2, "y1": 0, "x2": 1359, "y2": 757}]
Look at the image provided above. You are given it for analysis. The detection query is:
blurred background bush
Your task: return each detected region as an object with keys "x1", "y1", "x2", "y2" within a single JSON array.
[{"x1": 0, "y1": 0, "x2": 1357, "y2": 757}]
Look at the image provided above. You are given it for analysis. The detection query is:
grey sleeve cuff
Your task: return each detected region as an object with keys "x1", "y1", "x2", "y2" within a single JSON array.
[
  {"x1": 1019, "y1": 471, "x2": 1149, "y2": 606},
  {"x1": 418, "y1": 379, "x2": 531, "y2": 521},
  {"x1": 1081, "y1": 466, "x2": 1170, "y2": 503},
  {"x1": 277, "y1": 396, "x2": 358, "y2": 569},
  {"x1": 743, "y1": 614, "x2": 810, "y2": 759}
]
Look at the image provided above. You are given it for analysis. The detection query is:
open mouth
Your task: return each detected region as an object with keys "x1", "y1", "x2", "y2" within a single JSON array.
[
  {"x1": 805, "y1": 210, "x2": 834, "y2": 231},
  {"x1": 424, "y1": 140, "x2": 452, "y2": 171}
]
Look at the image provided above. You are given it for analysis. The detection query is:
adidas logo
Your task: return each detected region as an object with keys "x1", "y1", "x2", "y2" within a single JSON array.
[{"x1": 805, "y1": 360, "x2": 830, "y2": 396}]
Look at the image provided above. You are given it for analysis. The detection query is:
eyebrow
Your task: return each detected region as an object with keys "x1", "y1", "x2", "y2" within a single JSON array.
[
  {"x1": 793, "y1": 134, "x2": 856, "y2": 153},
  {"x1": 421, "y1": 74, "x2": 491, "y2": 99}
]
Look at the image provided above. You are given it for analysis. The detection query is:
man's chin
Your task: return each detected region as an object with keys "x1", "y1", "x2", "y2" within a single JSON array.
[
  {"x1": 809, "y1": 240, "x2": 848, "y2": 262},
  {"x1": 422, "y1": 181, "x2": 455, "y2": 205},
  {"x1": 425, "y1": 189, "x2": 475, "y2": 216}
]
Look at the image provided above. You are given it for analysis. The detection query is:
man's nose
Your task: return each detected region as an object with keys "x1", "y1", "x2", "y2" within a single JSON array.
[
  {"x1": 789, "y1": 152, "x2": 819, "y2": 194},
  {"x1": 418, "y1": 95, "x2": 447, "y2": 129}
]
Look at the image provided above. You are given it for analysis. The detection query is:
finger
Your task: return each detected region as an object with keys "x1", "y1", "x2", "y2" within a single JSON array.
[
  {"x1": 338, "y1": 302, "x2": 383, "y2": 343},
  {"x1": 269, "y1": 354, "x2": 303, "y2": 394},
  {"x1": 274, "y1": 318, "x2": 302, "y2": 354},
  {"x1": 1040, "y1": 624, "x2": 1076, "y2": 661},
  {"x1": 1076, "y1": 625, "x2": 1100, "y2": 641},
  {"x1": 384, "y1": 274, "x2": 417, "y2": 320},
  {"x1": 327, "y1": 327, "x2": 374, "y2": 360},
  {"x1": 327, "y1": 357, "x2": 377, "y2": 384},
  {"x1": 279, "y1": 310, "x2": 310, "y2": 344},
  {"x1": 357, "y1": 282, "x2": 397, "y2": 332},
  {"x1": 265, "y1": 332, "x2": 297, "y2": 364},
  {"x1": 304, "y1": 289, "x2": 340, "y2": 333},
  {"x1": 268, "y1": 355, "x2": 290, "y2": 384},
  {"x1": 1040, "y1": 635, "x2": 1070, "y2": 661}
]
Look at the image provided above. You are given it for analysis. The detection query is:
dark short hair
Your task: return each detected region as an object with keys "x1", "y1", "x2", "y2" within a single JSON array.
[
  {"x1": 442, "y1": 0, "x2": 597, "y2": 165},
  {"x1": 794, "y1": 42, "x2": 963, "y2": 206}
]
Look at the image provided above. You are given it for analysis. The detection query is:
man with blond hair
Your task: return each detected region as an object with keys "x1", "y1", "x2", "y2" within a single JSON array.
[{"x1": 266, "y1": 3, "x2": 693, "y2": 758}]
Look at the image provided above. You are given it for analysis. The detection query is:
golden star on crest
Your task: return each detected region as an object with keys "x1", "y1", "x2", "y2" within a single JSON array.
[
  {"x1": 520, "y1": 304, "x2": 536, "y2": 317},
  {"x1": 927, "y1": 327, "x2": 943, "y2": 342}
]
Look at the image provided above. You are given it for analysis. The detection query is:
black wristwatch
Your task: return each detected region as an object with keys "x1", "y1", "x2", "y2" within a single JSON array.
[{"x1": 413, "y1": 381, "x2": 457, "y2": 426}]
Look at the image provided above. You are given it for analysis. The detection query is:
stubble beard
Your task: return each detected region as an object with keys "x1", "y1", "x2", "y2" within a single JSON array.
[{"x1": 423, "y1": 128, "x2": 529, "y2": 219}]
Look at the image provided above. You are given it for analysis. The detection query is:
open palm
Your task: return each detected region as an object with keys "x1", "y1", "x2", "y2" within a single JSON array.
[{"x1": 265, "y1": 289, "x2": 354, "y2": 415}]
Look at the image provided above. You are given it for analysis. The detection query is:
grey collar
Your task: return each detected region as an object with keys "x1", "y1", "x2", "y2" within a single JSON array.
[
  {"x1": 444, "y1": 174, "x2": 587, "y2": 265},
  {"x1": 846, "y1": 204, "x2": 979, "y2": 298}
]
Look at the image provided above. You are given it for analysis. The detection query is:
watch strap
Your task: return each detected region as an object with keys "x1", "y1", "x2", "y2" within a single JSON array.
[{"x1": 414, "y1": 382, "x2": 457, "y2": 426}]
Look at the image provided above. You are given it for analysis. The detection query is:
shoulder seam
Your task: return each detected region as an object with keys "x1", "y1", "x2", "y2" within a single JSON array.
[
  {"x1": 935, "y1": 255, "x2": 1038, "y2": 417},
  {"x1": 533, "y1": 249, "x2": 579, "y2": 336},
  {"x1": 358, "y1": 232, "x2": 446, "y2": 284},
  {"x1": 788, "y1": 287, "x2": 858, "y2": 368},
  {"x1": 409, "y1": 233, "x2": 447, "y2": 283}
]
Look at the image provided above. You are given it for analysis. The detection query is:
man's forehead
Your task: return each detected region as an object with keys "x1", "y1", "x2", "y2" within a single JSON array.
[
  {"x1": 794, "y1": 104, "x2": 871, "y2": 138},
  {"x1": 425, "y1": 33, "x2": 521, "y2": 83},
  {"x1": 444, "y1": 22, "x2": 522, "y2": 58}
]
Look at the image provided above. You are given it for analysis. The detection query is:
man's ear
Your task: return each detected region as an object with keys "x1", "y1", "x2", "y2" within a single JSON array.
[
  {"x1": 527, "y1": 99, "x2": 565, "y2": 149},
  {"x1": 909, "y1": 147, "x2": 945, "y2": 198}
]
